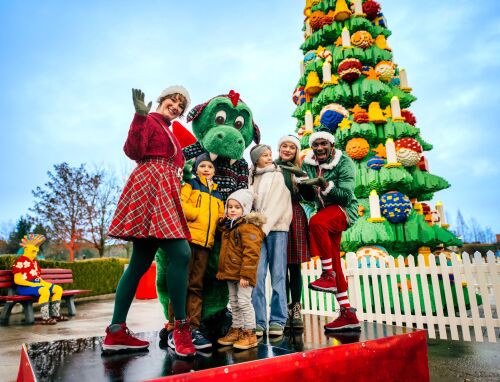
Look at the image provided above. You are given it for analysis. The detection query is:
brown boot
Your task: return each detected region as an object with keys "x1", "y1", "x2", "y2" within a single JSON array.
[
  {"x1": 217, "y1": 327, "x2": 241, "y2": 346},
  {"x1": 233, "y1": 329, "x2": 258, "y2": 350}
]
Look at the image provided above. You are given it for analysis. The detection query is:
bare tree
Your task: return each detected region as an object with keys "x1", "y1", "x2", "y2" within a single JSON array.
[
  {"x1": 0, "y1": 219, "x2": 15, "y2": 241},
  {"x1": 83, "y1": 167, "x2": 121, "y2": 257},
  {"x1": 32, "y1": 163, "x2": 91, "y2": 261},
  {"x1": 455, "y1": 210, "x2": 469, "y2": 243},
  {"x1": 484, "y1": 227, "x2": 495, "y2": 244},
  {"x1": 469, "y1": 218, "x2": 482, "y2": 243}
]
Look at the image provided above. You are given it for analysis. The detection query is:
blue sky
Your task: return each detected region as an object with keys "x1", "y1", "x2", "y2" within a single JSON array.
[{"x1": 0, "y1": 0, "x2": 499, "y2": 235}]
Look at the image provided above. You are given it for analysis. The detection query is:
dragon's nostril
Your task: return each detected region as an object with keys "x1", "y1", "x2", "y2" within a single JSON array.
[
  {"x1": 237, "y1": 139, "x2": 244, "y2": 145},
  {"x1": 216, "y1": 133, "x2": 224, "y2": 140}
]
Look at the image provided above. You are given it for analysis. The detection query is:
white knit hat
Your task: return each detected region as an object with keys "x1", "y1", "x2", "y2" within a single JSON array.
[
  {"x1": 308, "y1": 131, "x2": 335, "y2": 147},
  {"x1": 157, "y1": 85, "x2": 191, "y2": 109},
  {"x1": 226, "y1": 189, "x2": 254, "y2": 216},
  {"x1": 277, "y1": 134, "x2": 300, "y2": 152}
]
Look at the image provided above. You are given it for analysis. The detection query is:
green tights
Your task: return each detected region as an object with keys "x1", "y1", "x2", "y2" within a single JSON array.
[{"x1": 111, "y1": 238, "x2": 191, "y2": 325}]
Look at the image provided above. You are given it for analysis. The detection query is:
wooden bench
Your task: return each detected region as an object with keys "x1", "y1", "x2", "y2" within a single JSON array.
[{"x1": 0, "y1": 268, "x2": 91, "y2": 325}]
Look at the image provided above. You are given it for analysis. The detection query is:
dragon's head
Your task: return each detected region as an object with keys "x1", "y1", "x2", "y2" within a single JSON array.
[{"x1": 187, "y1": 90, "x2": 260, "y2": 161}]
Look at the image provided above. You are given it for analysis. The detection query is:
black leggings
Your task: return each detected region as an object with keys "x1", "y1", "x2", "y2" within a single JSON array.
[
  {"x1": 111, "y1": 238, "x2": 191, "y2": 325},
  {"x1": 286, "y1": 263, "x2": 303, "y2": 304}
]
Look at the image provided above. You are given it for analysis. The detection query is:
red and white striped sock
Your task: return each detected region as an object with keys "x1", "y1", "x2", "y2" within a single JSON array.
[
  {"x1": 321, "y1": 258, "x2": 333, "y2": 272},
  {"x1": 335, "y1": 291, "x2": 351, "y2": 309}
]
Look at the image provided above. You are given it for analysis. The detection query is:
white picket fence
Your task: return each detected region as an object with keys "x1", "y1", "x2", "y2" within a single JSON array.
[{"x1": 300, "y1": 251, "x2": 500, "y2": 343}]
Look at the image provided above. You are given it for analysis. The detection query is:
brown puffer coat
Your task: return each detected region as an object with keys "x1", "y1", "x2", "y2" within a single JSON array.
[{"x1": 216, "y1": 212, "x2": 266, "y2": 287}]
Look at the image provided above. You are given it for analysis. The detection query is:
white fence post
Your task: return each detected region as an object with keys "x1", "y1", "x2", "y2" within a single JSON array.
[
  {"x1": 473, "y1": 252, "x2": 497, "y2": 343},
  {"x1": 462, "y1": 252, "x2": 484, "y2": 342},
  {"x1": 449, "y1": 252, "x2": 470, "y2": 341},
  {"x1": 417, "y1": 254, "x2": 436, "y2": 339},
  {"x1": 407, "y1": 255, "x2": 424, "y2": 330}
]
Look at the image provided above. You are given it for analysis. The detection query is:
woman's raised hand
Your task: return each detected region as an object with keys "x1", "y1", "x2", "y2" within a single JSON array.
[{"x1": 132, "y1": 88, "x2": 152, "y2": 116}]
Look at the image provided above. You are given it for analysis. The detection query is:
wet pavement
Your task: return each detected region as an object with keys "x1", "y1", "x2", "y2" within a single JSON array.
[
  {"x1": 1, "y1": 297, "x2": 499, "y2": 381},
  {"x1": 24, "y1": 320, "x2": 419, "y2": 381}
]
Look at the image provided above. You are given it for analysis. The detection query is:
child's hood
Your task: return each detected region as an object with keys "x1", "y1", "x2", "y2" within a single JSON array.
[{"x1": 242, "y1": 211, "x2": 267, "y2": 228}]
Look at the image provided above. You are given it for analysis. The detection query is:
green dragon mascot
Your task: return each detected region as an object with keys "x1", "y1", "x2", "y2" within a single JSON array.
[{"x1": 156, "y1": 90, "x2": 260, "y2": 340}]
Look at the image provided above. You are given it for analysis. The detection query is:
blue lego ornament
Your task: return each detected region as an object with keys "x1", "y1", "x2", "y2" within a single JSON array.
[
  {"x1": 292, "y1": 86, "x2": 306, "y2": 106},
  {"x1": 320, "y1": 109, "x2": 344, "y2": 133},
  {"x1": 367, "y1": 155, "x2": 385, "y2": 170},
  {"x1": 373, "y1": 12, "x2": 388, "y2": 28},
  {"x1": 304, "y1": 50, "x2": 317, "y2": 66},
  {"x1": 380, "y1": 191, "x2": 412, "y2": 223}
]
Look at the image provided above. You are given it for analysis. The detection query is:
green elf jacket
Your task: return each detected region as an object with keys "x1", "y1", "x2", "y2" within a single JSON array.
[{"x1": 300, "y1": 149, "x2": 359, "y2": 226}]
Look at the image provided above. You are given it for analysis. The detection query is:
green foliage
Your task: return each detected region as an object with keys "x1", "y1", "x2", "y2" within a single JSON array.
[
  {"x1": 5, "y1": 217, "x2": 31, "y2": 254},
  {"x1": 0, "y1": 256, "x2": 127, "y2": 297}
]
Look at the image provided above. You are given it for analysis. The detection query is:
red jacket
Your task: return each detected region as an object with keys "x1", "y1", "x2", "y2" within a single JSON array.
[{"x1": 124, "y1": 112, "x2": 185, "y2": 168}]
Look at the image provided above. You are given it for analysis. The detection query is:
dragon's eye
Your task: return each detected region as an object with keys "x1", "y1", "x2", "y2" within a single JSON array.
[
  {"x1": 215, "y1": 110, "x2": 226, "y2": 125},
  {"x1": 234, "y1": 116, "x2": 245, "y2": 129}
]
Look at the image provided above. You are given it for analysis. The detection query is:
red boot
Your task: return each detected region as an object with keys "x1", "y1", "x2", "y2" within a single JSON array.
[
  {"x1": 324, "y1": 307, "x2": 361, "y2": 332},
  {"x1": 309, "y1": 271, "x2": 337, "y2": 293},
  {"x1": 171, "y1": 319, "x2": 196, "y2": 357},
  {"x1": 102, "y1": 323, "x2": 149, "y2": 351}
]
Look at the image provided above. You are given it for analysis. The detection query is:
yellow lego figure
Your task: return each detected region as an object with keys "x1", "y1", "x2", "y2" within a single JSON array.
[{"x1": 11, "y1": 234, "x2": 68, "y2": 324}]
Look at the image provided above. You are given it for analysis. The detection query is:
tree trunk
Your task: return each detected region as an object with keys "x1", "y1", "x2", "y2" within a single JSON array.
[{"x1": 99, "y1": 243, "x2": 105, "y2": 257}]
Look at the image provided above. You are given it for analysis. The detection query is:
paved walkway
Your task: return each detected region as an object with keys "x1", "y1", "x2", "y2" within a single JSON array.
[
  {"x1": 0, "y1": 296, "x2": 165, "y2": 382},
  {"x1": 1, "y1": 297, "x2": 499, "y2": 381}
]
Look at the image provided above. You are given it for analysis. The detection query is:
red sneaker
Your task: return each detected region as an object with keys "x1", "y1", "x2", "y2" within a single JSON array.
[
  {"x1": 172, "y1": 319, "x2": 196, "y2": 357},
  {"x1": 309, "y1": 271, "x2": 337, "y2": 293},
  {"x1": 102, "y1": 323, "x2": 149, "y2": 351},
  {"x1": 324, "y1": 307, "x2": 361, "y2": 332}
]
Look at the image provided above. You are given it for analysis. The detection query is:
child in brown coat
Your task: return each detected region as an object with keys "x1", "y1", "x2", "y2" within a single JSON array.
[{"x1": 216, "y1": 189, "x2": 266, "y2": 350}]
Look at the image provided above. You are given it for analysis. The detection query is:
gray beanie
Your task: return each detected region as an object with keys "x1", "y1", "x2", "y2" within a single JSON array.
[
  {"x1": 226, "y1": 189, "x2": 254, "y2": 216},
  {"x1": 250, "y1": 144, "x2": 272, "y2": 166}
]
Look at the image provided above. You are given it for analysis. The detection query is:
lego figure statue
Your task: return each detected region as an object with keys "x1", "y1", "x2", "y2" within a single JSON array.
[{"x1": 12, "y1": 234, "x2": 68, "y2": 324}]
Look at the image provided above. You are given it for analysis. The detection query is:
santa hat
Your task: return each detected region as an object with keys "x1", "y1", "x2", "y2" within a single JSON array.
[
  {"x1": 277, "y1": 134, "x2": 300, "y2": 152},
  {"x1": 171, "y1": 121, "x2": 196, "y2": 148},
  {"x1": 308, "y1": 131, "x2": 335, "y2": 147},
  {"x1": 157, "y1": 85, "x2": 191, "y2": 110}
]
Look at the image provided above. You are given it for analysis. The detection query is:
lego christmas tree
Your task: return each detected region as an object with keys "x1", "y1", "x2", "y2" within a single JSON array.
[{"x1": 293, "y1": 0, "x2": 462, "y2": 258}]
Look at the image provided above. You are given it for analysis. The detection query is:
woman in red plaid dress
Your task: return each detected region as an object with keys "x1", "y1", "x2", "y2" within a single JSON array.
[
  {"x1": 102, "y1": 87, "x2": 196, "y2": 357},
  {"x1": 275, "y1": 135, "x2": 311, "y2": 330}
]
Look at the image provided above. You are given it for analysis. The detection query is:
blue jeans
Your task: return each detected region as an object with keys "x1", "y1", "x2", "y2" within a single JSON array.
[{"x1": 252, "y1": 231, "x2": 288, "y2": 330}]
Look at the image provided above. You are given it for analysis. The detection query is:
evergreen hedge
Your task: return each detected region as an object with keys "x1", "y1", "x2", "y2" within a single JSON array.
[{"x1": 0, "y1": 256, "x2": 128, "y2": 297}]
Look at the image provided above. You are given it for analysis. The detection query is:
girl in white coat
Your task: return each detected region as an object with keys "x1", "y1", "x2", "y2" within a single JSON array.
[{"x1": 249, "y1": 144, "x2": 293, "y2": 337}]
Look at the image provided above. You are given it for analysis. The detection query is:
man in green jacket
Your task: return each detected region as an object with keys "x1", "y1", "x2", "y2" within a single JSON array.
[{"x1": 300, "y1": 131, "x2": 361, "y2": 332}]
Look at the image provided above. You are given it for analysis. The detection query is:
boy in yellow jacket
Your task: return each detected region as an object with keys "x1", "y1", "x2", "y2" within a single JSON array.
[{"x1": 167, "y1": 153, "x2": 224, "y2": 351}]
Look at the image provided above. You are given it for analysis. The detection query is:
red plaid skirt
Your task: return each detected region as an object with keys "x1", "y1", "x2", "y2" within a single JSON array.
[
  {"x1": 108, "y1": 157, "x2": 191, "y2": 241},
  {"x1": 287, "y1": 201, "x2": 311, "y2": 264}
]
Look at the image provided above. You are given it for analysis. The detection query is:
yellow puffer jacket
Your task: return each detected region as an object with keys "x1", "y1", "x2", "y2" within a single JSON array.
[{"x1": 181, "y1": 176, "x2": 225, "y2": 249}]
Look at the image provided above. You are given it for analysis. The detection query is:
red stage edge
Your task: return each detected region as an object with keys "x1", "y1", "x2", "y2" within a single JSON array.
[
  {"x1": 17, "y1": 344, "x2": 36, "y2": 382},
  {"x1": 146, "y1": 330, "x2": 429, "y2": 382}
]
